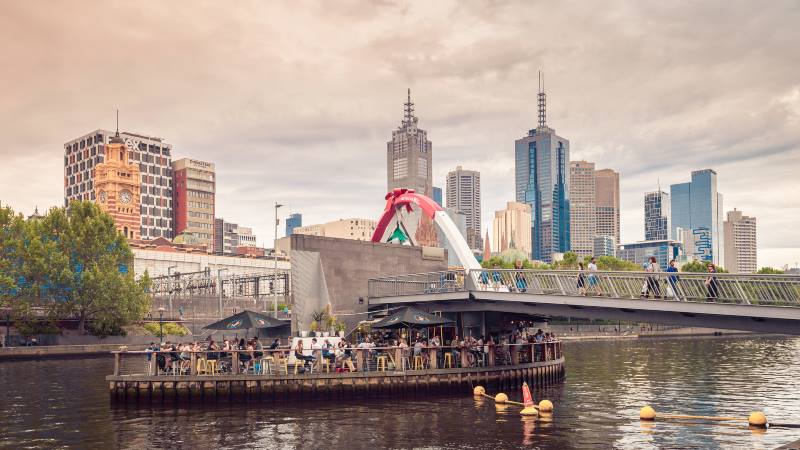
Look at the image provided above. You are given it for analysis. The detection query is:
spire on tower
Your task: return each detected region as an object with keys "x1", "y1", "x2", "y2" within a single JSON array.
[
  {"x1": 110, "y1": 109, "x2": 125, "y2": 144},
  {"x1": 403, "y1": 88, "x2": 416, "y2": 127},
  {"x1": 537, "y1": 70, "x2": 547, "y2": 128}
]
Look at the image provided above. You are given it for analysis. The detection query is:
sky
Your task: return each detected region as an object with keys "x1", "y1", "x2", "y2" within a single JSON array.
[{"x1": 1, "y1": 0, "x2": 798, "y2": 269}]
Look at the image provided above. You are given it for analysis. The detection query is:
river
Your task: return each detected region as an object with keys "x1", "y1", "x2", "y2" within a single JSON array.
[{"x1": 1, "y1": 335, "x2": 798, "y2": 449}]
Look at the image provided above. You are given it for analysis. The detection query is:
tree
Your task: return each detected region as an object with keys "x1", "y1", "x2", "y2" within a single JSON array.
[
  {"x1": 0, "y1": 205, "x2": 21, "y2": 308},
  {"x1": 681, "y1": 260, "x2": 727, "y2": 273},
  {"x1": 757, "y1": 267, "x2": 784, "y2": 274},
  {"x1": 36, "y1": 202, "x2": 152, "y2": 335}
]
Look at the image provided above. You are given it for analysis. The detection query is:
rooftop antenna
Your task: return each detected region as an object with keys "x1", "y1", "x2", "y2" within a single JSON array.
[
  {"x1": 537, "y1": 70, "x2": 547, "y2": 128},
  {"x1": 403, "y1": 88, "x2": 415, "y2": 127}
]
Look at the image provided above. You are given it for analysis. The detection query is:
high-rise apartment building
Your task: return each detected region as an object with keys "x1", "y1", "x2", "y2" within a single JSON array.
[
  {"x1": 446, "y1": 166, "x2": 482, "y2": 250},
  {"x1": 214, "y1": 218, "x2": 257, "y2": 255},
  {"x1": 293, "y1": 218, "x2": 377, "y2": 241},
  {"x1": 387, "y1": 89, "x2": 432, "y2": 197},
  {"x1": 644, "y1": 190, "x2": 671, "y2": 241},
  {"x1": 670, "y1": 169, "x2": 724, "y2": 265},
  {"x1": 568, "y1": 161, "x2": 596, "y2": 257},
  {"x1": 286, "y1": 213, "x2": 302, "y2": 236},
  {"x1": 593, "y1": 235, "x2": 615, "y2": 257},
  {"x1": 595, "y1": 169, "x2": 620, "y2": 245},
  {"x1": 64, "y1": 128, "x2": 174, "y2": 239},
  {"x1": 492, "y1": 202, "x2": 532, "y2": 256},
  {"x1": 514, "y1": 74, "x2": 570, "y2": 262},
  {"x1": 724, "y1": 209, "x2": 757, "y2": 273},
  {"x1": 92, "y1": 129, "x2": 141, "y2": 240},
  {"x1": 172, "y1": 158, "x2": 215, "y2": 251}
]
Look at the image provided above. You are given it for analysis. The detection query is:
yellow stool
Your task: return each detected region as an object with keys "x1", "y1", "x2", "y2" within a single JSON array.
[
  {"x1": 413, "y1": 355, "x2": 424, "y2": 370},
  {"x1": 443, "y1": 353, "x2": 453, "y2": 368},
  {"x1": 321, "y1": 359, "x2": 331, "y2": 373},
  {"x1": 293, "y1": 361, "x2": 304, "y2": 374},
  {"x1": 205, "y1": 359, "x2": 218, "y2": 375},
  {"x1": 196, "y1": 358, "x2": 207, "y2": 374},
  {"x1": 278, "y1": 358, "x2": 289, "y2": 375},
  {"x1": 376, "y1": 356, "x2": 388, "y2": 372}
]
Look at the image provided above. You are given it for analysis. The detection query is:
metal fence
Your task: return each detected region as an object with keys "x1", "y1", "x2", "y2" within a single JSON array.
[{"x1": 369, "y1": 269, "x2": 800, "y2": 307}]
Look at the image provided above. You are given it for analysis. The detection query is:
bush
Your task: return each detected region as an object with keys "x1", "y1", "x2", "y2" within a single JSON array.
[
  {"x1": 142, "y1": 321, "x2": 189, "y2": 337},
  {"x1": 15, "y1": 319, "x2": 61, "y2": 337},
  {"x1": 87, "y1": 320, "x2": 126, "y2": 338}
]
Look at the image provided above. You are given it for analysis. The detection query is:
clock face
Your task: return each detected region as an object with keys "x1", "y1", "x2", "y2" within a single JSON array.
[
  {"x1": 98, "y1": 191, "x2": 107, "y2": 203},
  {"x1": 119, "y1": 190, "x2": 132, "y2": 204}
]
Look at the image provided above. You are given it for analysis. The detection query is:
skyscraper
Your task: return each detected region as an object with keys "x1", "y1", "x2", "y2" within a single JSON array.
[
  {"x1": 644, "y1": 190, "x2": 671, "y2": 241},
  {"x1": 670, "y1": 169, "x2": 724, "y2": 265},
  {"x1": 172, "y1": 158, "x2": 215, "y2": 251},
  {"x1": 387, "y1": 89, "x2": 432, "y2": 197},
  {"x1": 515, "y1": 73, "x2": 570, "y2": 262},
  {"x1": 569, "y1": 160, "x2": 596, "y2": 257},
  {"x1": 446, "y1": 166, "x2": 482, "y2": 250},
  {"x1": 493, "y1": 202, "x2": 532, "y2": 256},
  {"x1": 432, "y1": 186, "x2": 443, "y2": 207},
  {"x1": 595, "y1": 168, "x2": 620, "y2": 246},
  {"x1": 286, "y1": 213, "x2": 302, "y2": 236},
  {"x1": 64, "y1": 127, "x2": 174, "y2": 239},
  {"x1": 724, "y1": 208, "x2": 757, "y2": 273}
]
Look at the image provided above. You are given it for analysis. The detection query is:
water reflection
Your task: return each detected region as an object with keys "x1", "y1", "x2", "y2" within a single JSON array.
[{"x1": 0, "y1": 336, "x2": 798, "y2": 449}]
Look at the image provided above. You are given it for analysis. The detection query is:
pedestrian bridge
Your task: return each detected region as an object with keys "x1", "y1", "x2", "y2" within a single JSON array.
[{"x1": 368, "y1": 270, "x2": 800, "y2": 335}]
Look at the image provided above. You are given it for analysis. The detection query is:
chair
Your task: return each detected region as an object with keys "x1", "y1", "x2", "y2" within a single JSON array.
[
  {"x1": 443, "y1": 353, "x2": 453, "y2": 368},
  {"x1": 196, "y1": 357, "x2": 207, "y2": 375},
  {"x1": 413, "y1": 355, "x2": 424, "y2": 370},
  {"x1": 276, "y1": 356, "x2": 289, "y2": 375},
  {"x1": 205, "y1": 359, "x2": 218, "y2": 375},
  {"x1": 376, "y1": 356, "x2": 388, "y2": 372}
]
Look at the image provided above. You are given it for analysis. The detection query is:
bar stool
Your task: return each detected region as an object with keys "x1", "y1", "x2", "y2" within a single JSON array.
[
  {"x1": 413, "y1": 355, "x2": 424, "y2": 370},
  {"x1": 293, "y1": 360, "x2": 304, "y2": 374},
  {"x1": 260, "y1": 357, "x2": 273, "y2": 374},
  {"x1": 321, "y1": 359, "x2": 332, "y2": 373},
  {"x1": 399, "y1": 355, "x2": 410, "y2": 371},
  {"x1": 376, "y1": 356, "x2": 388, "y2": 372},
  {"x1": 443, "y1": 353, "x2": 453, "y2": 368},
  {"x1": 196, "y1": 357, "x2": 207, "y2": 375},
  {"x1": 205, "y1": 359, "x2": 218, "y2": 375}
]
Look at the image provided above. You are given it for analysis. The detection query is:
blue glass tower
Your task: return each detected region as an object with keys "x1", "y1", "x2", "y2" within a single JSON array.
[
  {"x1": 670, "y1": 169, "x2": 724, "y2": 265},
  {"x1": 514, "y1": 73, "x2": 570, "y2": 262},
  {"x1": 285, "y1": 213, "x2": 302, "y2": 236},
  {"x1": 432, "y1": 186, "x2": 443, "y2": 207}
]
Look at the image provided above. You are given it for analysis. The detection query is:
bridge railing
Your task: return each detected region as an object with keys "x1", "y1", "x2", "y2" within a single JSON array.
[
  {"x1": 367, "y1": 270, "x2": 467, "y2": 298},
  {"x1": 368, "y1": 269, "x2": 800, "y2": 306},
  {"x1": 467, "y1": 269, "x2": 800, "y2": 306}
]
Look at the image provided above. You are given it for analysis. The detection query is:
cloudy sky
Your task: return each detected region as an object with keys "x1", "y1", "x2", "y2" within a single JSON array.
[{"x1": 1, "y1": 1, "x2": 798, "y2": 268}]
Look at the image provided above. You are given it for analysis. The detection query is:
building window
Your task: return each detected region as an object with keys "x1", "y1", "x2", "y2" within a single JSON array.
[{"x1": 393, "y1": 157, "x2": 408, "y2": 180}]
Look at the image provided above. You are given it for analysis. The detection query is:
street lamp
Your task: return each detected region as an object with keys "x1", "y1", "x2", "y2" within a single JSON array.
[
  {"x1": 157, "y1": 307, "x2": 165, "y2": 344},
  {"x1": 167, "y1": 265, "x2": 178, "y2": 316},
  {"x1": 273, "y1": 202, "x2": 283, "y2": 317},
  {"x1": 216, "y1": 268, "x2": 229, "y2": 318}
]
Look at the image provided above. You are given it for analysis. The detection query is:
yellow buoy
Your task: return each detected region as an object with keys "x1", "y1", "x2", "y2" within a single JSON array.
[
  {"x1": 640, "y1": 406, "x2": 657, "y2": 421},
  {"x1": 495, "y1": 393, "x2": 509, "y2": 403},
  {"x1": 748, "y1": 411, "x2": 768, "y2": 428},
  {"x1": 473, "y1": 386, "x2": 486, "y2": 396},
  {"x1": 538, "y1": 399, "x2": 554, "y2": 413},
  {"x1": 520, "y1": 406, "x2": 539, "y2": 416}
]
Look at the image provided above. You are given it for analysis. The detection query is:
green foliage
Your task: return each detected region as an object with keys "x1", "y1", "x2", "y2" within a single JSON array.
[
  {"x1": 0, "y1": 201, "x2": 152, "y2": 336},
  {"x1": 14, "y1": 319, "x2": 60, "y2": 337},
  {"x1": 142, "y1": 321, "x2": 189, "y2": 337},
  {"x1": 757, "y1": 267, "x2": 784, "y2": 274},
  {"x1": 310, "y1": 320, "x2": 319, "y2": 332},
  {"x1": 479, "y1": 251, "x2": 639, "y2": 271},
  {"x1": 681, "y1": 260, "x2": 728, "y2": 273}
]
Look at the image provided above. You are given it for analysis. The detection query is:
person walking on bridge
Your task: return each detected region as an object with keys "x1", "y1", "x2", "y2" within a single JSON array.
[
  {"x1": 705, "y1": 263, "x2": 720, "y2": 300},
  {"x1": 666, "y1": 259, "x2": 680, "y2": 300},
  {"x1": 644, "y1": 256, "x2": 662, "y2": 299}
]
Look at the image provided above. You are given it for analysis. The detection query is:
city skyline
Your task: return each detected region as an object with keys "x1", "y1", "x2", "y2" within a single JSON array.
[{"x1": 1, "y1": 2, "x2": 799, "y2": 268}]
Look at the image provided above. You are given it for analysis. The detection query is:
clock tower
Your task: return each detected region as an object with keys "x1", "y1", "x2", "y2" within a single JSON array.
[{"x1": 94, "y1": 124, "x2": 141, "y2": 240}]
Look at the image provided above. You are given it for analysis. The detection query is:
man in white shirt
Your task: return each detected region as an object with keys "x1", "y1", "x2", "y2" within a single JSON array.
[{"x1": 588, "y1": 257, "x2": 602, "y2": 296}]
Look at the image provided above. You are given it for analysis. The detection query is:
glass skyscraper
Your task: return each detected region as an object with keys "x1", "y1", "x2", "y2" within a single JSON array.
[
  {"x1": 644, "y1": 190, "x2": 670, "y2": 241},
  {"x1": 286, "y1": 213, "x2": 302, "y2": 237},
  {"x1": 514, "y1": 74, "x2": 570, "y2": 262},
  {"x1": 670, "y1": 169, "x2": 724, "y2": 265}
]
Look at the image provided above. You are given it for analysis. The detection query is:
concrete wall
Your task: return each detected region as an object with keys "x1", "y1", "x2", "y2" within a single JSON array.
[{"x1": 290, "y1": 234, "x2": 447, "y2": 334}]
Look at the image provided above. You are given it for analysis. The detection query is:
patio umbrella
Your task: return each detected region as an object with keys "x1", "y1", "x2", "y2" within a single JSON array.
[
  {"x1": 371, "y1": 307, "x2": 454, "y2": 330},
  {"x1": 204, "y1": 310, "x2": 286, "y2": 331}
]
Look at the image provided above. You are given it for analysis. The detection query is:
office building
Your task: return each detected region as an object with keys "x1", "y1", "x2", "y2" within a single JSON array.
[
  {"x1": 214, "y1": 218, "x2": 257, "y2": 255},
  {"x1": 515, "y1": 73, "x2": 570, "y2": 262},
  {"x1": 593, "y1": 236, "x2": 616, "y2": 257},
  {"x1": 432, "y1": 186, "x2": 443, "y2": 207},
  {"x1": 440, "y1": 207, "x2": 468, "y2": 266},
  {"x1": 618, "y1": 240, "x2": 683, "y2": 270},
  {"x1": 595, "y1": 169, "x2": 620, "y2": 245},
  {"x1": 286, "y1": 213, "x2": 302, "y2": 236},
  {"x1": 91, "y1": 128, "x2": 141, "y2": 239},
  {"x1": 670, "y1": 169, "x2": 724, "y2": 265},
  {"x1": 387, "y1": 89, "x2": 432, "y2": 197},
  {"x1": 644, "y1": 190, "x2": 671, "y2": 241},
  {"x1": 64, "y1": 127, "x2": 174, "y2": 239},
  {"x1": 446, "y1": 166, "x2": 482, "y2": 250},
  {"x1": 569, "y1": 161, "x2": 596, "y2": 257},
  {"x1": 293, "y1": 218, "x2": 377, "y2": 241},
  {"x1": 724, "y1": 209, "x2": 757, "y2": 273},
  {"x1": 172, "y1": 158, "x2": 215, "y2": 251},
  {"x1": 492, "y1": 202, "x2": 533, "y2": 256}
]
